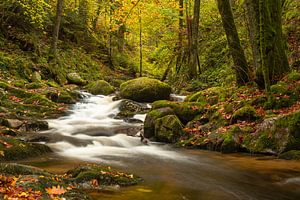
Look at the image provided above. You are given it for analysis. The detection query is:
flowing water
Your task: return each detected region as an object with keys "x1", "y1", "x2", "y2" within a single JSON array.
[{"x1": 21, "y1": 93, "x2": 300, "y2": 200}]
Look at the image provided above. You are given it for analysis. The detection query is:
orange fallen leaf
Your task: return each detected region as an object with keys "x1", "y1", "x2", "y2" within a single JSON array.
[{"x1": 45, "y1": 185, "x2": 66, "y2": 195}]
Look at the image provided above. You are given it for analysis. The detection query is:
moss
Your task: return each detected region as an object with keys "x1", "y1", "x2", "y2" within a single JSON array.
[
  {"x1": 154, "y1": 115, "x2": 184, "y2": 143},
  {"x1": 232, "y1": 105, "x2": 258, "y2": 123},
  {"x1": 0, "y1": 137, "x2": 52, "y2": 161},
  {"x1": 120, "y1": 77, "x2": 171, "y2": 102},
  {"x1": 24, "y1": 94, "x2": 55, "y2": 106},
  {"x1": 25, "y1": 82, "x2": 44, "y2": 89},
  {"x1": 220, "y1": 126, "x2": 242, "y2": 153},
  {"x1": 279, "y1": 150, "x2": 300, "y2": 160},
  {"x1": 0, "y1": 163, "x2": 51, "y2": 176},
  {"x1": 85, "y1": 80, "x2": 115, "y2": 95},
  {"x1": 57, "y1": 91, "x2": 76, "y2": 104},
  {"x1": 67, "y1": 165, "x2": 142, "y2": 186},
  {"x1": 245, "y1": 111, "x2": 300, "y2": 154},
  {"x1": 144, "y1": 107, "x2": 174, "y2": 138},
  {"x1": 185, "y1": 86, "x2": 230, "y2": 105},
  {"x1": 152, "y1": 100, "x2": 205, "y2": 123},
  {"x1": 287, "y1": 71, "x2": 300, "y2": 81},
  {"x1": 66, "y1": 72, "x2": 87, "y2": 86},
  {"x1": 13, "y1": 80, "x2": 27, "y2": 88},
  {"x1": 46, "y1": 81, "x2": 60, "y2": 88},
  {"x1": 270, "y1": 81, "x2": 289, "y2": 95}
]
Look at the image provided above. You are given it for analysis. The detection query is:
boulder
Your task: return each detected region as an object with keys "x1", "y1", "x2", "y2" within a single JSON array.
[
  {"x1": 24, "y1": 120, "x2": 49, "y2": 131},
  {"x1": 244, "y1": 111, "x2": 300, "y2": 154},
  {"x1": 144, "y1": 107, "x2": 174, "y2": 138},
  {"x1": 120, "y1": 77, "x2": 171, "y2": 102},
  {"x1": 85, "y1": 80, "x2": 115, "y2": 95},
  {"x1": 154, "y1": 115, "x2": 183, "y2": 143},
  {"x1": 152, "y1": 100, "x2": 205, "y2": 124},
  {"x1": 67, "y1": 73, "x2": 87, "y2": 86},
  {"x1": 231, "y1": 105, "x2": 259, "y2": 123}
]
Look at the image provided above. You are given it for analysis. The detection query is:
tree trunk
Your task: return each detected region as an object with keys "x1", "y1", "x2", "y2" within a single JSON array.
[
  {"x1": 217, "y1": 0, "x2": 249, "y2": 86},
  {"x1": 139, "y1": 8, "x2": 142, "y2": 77},
  {"x1": 175, "y1": 0, "x2": 184, "y2": 73},
  {"x1": 49, "y1": 0, "x2": 64, "y2": 59},
  {"x1": 188, "y1": 0, "x2": 200, "y2": 79},
  {"x1": 259, "y1": 0, "x2": 290, "y2": 88},
  {"x1": 244, "y1": 0, "x2": 263, "y2": 85}
]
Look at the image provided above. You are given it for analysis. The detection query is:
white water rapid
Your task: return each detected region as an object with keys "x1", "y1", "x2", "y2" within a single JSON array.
[{"x1": 43, "y1": 92, "x2": 191, "y2": 165}]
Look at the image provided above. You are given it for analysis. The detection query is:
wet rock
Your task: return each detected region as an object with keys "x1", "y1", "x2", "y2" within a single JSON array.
[
  {"x1": 0, "y1": 136, "x2": 52, "y2": 161},
  {"x1": 144, "y1": 107, "x2": 174, "y2": 138},
  {"x1": 154, "y1": 115, "x2": 184, "y2": 143},
  {"x1": 66, "y1": 165, "x2": 142, "y2": 187},
  {"x1": 115, "y1": 126, "x2": 142, "y2": 136},
  {"x1": 124, "y1": 118, "x2": 143, "y2": 124},
  {"x1": 0, "y1": 163, "x2": 51, "y2": 176},
  {"x1": 119, "y1": 99, "x2": 148, "y2": 113},
  {"x1": 120, "y1": 77, "x2": 171, "y2": 102},
  {"x1": 67, "y1": 72, "x2": 87, "y2": 86},
  {"x1": 25, "y1": 120, "x2": 49, "y2": 131},
  {"x1": 1, "y1": 119, "x2": 23, "y2": 128}
]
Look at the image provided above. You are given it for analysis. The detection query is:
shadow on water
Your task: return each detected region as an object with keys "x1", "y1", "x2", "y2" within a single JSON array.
[{"x1": 19, "y1": 93, "x2": 300, "y2": 200}]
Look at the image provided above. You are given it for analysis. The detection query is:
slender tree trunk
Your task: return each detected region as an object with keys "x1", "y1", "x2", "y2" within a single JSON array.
[
  {"x1": 118, "y1": 24, "x2": 126, "y2": 53},
  {"x1": 176, "y1": 0, "x2": 184, "y2": 73},
  {"x1": 188, "y1": 0, "x2": 200, "y2": 79},
  {"x1": 49, "y1": 0, "x2": 64, "y2": 59},
  {"x1": 259, "y1": 0, "x2": 290, "y2": 88},
  {"x1": 139, "y1": 8, "x2": 142, "y2": 77},
  {"x1": 217, "y1": 0, "x2": 249, "y2": 86}
]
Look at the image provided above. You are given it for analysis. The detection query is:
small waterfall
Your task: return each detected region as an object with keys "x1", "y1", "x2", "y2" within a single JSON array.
[{"x1": 43, "y1": 92, "x2": 189, "y2": 165}]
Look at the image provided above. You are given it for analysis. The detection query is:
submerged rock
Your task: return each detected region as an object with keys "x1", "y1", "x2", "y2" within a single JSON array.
[{"x1": 120, "y1": 77, "x2": 171, "y2": 102}]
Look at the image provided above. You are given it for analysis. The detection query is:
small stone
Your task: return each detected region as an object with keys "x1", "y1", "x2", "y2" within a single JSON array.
[{"x1": 2, "y1": 119, "x2": 23, "y2": 128}]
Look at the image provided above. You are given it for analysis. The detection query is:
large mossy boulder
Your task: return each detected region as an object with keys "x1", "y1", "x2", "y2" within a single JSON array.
[
  {"x1": 144, "y1": 107, "x2": 174, "y2": 138},
  {"x1": 85, "y1": 80, "x2": 115, "y2": 95},
  {"x1": 66, "y1": 73, "x2": 87, "y2": 86},
  {"x1": 154, "y1": 115, "x2": 183, "y2": 143},
  {"x1": 244, "y1": 111, "x2": 300, "y2": 154},
  {"x1": 120, "y1": 77, "x2": 171, "y2": 102}
]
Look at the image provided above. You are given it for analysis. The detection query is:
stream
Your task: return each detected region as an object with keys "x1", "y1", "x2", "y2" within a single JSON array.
[{"x1": 20, "y1": 93, "x2": 300, "y2": 200}]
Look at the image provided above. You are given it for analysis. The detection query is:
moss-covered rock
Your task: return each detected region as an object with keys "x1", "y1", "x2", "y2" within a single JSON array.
[
  {"x1": 144, "y1": 107, "x2": 174, "y2": 138},
  {"x1": 220, "y1": 126, "x2": 243, "y2": 154},
  {"x1": 185, "y1": 87, "x2": 230, "y2": 105},
  {"x1": 244, "y1": 111, "x2": 300, "y2": 154},
  {"x1": 85, "y1": 80, "x2": 115, "y2": 95},
  {"x1": 279, "y1": 150, "x2": 300, "y2": 160},
  {"x1": 154, "y1": 115, "x2": 184, "y2": 143},
  {"x1": 0, "y1": 163, "x2": 51, "y2": 176},
  {"x1": 270, "y1": 81, "x2": 289, "y2": 95},
  {"x1": 0, "y1": 137, "x2": 52, "y2": 161},
  {"x1": 66, "y1": 72, "x2": 87, "y2": 86},
  {"x1": 232, "y1": 105, "x2": 259, "y2": 123},
  {"x1": 24, "y1": 94, "x2": 55, "y2": 106},
  {"x1": 287, "y1": 71, "x2": 300, "y2": 81},
  {"x1": 66, "y1": 165, "x2": 142, "y2": 187},
  {"x1": 152, "y1": 100, "x2": 205, "y2": 124},
  {"x1": 120, "y1": 77, "x2": 171, "y2": 102}
]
